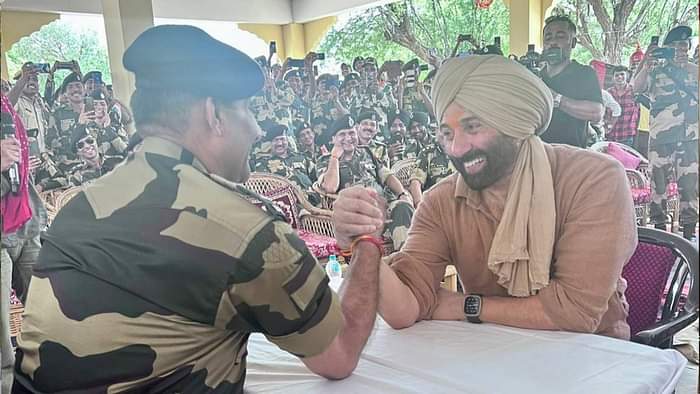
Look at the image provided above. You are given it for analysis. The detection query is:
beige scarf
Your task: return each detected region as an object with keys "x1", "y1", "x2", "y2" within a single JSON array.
[{"x1": 432, "y1": 55, "x2": 556, "y2": 297}]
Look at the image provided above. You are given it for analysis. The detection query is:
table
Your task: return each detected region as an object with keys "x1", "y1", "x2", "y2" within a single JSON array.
[{"x1": 245, "y1": 318, "x2": 686, "y2": 393}]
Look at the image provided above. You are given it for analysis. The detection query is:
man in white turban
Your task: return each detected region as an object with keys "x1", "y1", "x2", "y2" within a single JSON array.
[{"x1": 332, "y1": 55, "x2": 637, "y2": 339}]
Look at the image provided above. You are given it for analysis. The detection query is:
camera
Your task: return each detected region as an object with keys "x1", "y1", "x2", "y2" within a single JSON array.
[
  {"x1": 651, "y1": 47, "x2": 675, "y2": 60},
  {"x1": 288, "y1": 58, "x2": 305, "y2": 68},
  {"x1": 33, "y1": 63, "x2": 51, "y2": 73},
  {"x1": 515, "y1": 45, "x2": 563, "y2": 76}
]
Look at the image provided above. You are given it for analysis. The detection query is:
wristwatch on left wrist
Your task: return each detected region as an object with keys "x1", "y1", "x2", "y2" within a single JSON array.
[
  {"x1": 552, "y1": 93, "x2": 563, "y2": 108},
  {"x1": 463, "y1": 294, "x2": 483, "y2": 324}
]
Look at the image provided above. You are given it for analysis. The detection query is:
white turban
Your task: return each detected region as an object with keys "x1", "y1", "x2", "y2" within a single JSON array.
[{"x1": 432, "y1": 55, "x2": 556, "y2": 297}]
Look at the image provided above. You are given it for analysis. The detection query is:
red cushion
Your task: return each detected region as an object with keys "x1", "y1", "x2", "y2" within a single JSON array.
[
  {"x1": 666, "y1": 182, "x2": 678, "y2": 197},
  {"x1": 262, "y1": 186, "x2": 300, "y2": 229},
  {"x1": 630, "y1": 188, "x2": 651, "y2": 204},
  {"x1": 607, "y1": 142, "x2": 641, "y2": 170},
  {"x1": 298, "y1": 229, "x2": 339, "y2": 259}
]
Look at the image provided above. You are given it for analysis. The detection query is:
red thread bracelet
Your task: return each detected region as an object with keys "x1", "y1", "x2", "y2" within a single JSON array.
[{"x1": 351, "y1": 235, "x2": 384, "y2": 256}]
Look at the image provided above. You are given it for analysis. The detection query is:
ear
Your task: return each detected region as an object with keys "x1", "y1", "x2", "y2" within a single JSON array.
[{"x1": 203, "y1": 97, "x2": 223, "y2": 136}]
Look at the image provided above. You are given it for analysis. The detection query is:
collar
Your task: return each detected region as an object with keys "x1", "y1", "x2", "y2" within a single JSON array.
[
  {"x1": 138, "y1": 136, "x2": 210, "y2": 175},
  {"x1": 453, "y1": 172, "x2": 512, "y2": 218}
]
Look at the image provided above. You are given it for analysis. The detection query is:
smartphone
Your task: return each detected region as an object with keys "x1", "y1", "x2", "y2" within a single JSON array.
[
  {"x1": 33, "y1": 63, "x2": 51, "y2": 73},
  {"x1": 650, "y1": 36, "x2": 659, "y2": 46},
  {"x1": 313, "y1": 65, "x2": 319, "y2": 77},
  {"x1": 269, "y1": 41, "x2": 277, "y2": 55},
  {"x1": 84, "y1": 97, "x2": 94, "y2": 113},
  {"x1": 92, "y1": 72, "x2": 103, "y2": 86},
  {"x1": 55, "y1": 61, "x2": 75, "y2": 70},
  {"x1": 315, "y1": 53, "x2": 326, "y2": 61},
  {"x1": 288, "y1": 58, "x2": 305, "y2": 68},
  {"x1": 494, "y1": 36, "x2": 501, "y2": 48}
]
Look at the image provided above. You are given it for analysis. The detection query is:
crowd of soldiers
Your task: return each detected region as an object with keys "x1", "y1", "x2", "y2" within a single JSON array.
[
  {"x1": 3, "y1": 63, "x2": 132, "y2": 194},
  {"x1": 247, "y1": 53, "x2": 454, "y2": 215}
]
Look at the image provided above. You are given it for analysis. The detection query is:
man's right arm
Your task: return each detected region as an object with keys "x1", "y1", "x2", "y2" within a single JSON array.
[{"x1": 319, "y1": 155, "x2": 341, "y2": 194}]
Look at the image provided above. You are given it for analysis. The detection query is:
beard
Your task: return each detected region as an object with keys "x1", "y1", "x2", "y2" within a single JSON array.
[{"x1": 449, "y1": 134, "x2": 519, "y2": 191}]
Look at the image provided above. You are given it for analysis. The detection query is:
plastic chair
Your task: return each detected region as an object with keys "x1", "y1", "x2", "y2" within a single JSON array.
[{"x1": 623, "y1": 227, "x2": 698, "y2": 348}]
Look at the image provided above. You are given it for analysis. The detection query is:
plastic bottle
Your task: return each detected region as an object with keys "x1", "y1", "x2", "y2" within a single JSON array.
[{"x1": 325, "y1": 255, "x2": 342, "y2": 282}]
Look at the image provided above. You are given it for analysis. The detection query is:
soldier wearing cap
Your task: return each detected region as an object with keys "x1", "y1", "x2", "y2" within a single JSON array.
[
  {"x1": 310, "y1": 73, "x2": 347, "y2": 138},
  {"x1": 14, "y1": 25, "x2": 382, "y2": 392},
  {"x1": 349, "y1": 57, "x2": 398, "y2": 137},
  {"x1": 408, "y1": 131, "x2": 455, "y2": 205},
  {"x1": 283, "y1": 68, "x2": 310, "y2": 122},
  {"x1": 294, "y1": 119, "x2": 324, "y2": 162},
  {"x1": 399, "y1": 59, "x2": 431, "y2": 116},
  {"x1": 340, "y1": 72, "x2": 361, "y2": 107},
  {"x1": 9, "y1": 62, "x2": 52, "y2": 158},
  {"x1": 356, "y1": 110, "x2": 390, "y2": 168},
  {"x1": 46, "y1": 72, "x2": 84, "y2": 164},
  {"x1": 405, "y1": 112, "x2": 433, "y2": 159},
  {"x1": 254, "y1": 123, "x2": 317, "y2": 193},
  {"x1": 386, "y1": 109, "x2": 412, "y2": 164},
  {"x1": 249, "y1": 57, "x2": 296, "y2": 133},
  {"x1": 73, "y1": 89, "x2": 129, "y2": 159},
  {"x1": 632, "y1": 25, "x2": 698, "y2": 240},
  {"x1": 316, "y1": 114, "x2": 414, "y2": 251}
]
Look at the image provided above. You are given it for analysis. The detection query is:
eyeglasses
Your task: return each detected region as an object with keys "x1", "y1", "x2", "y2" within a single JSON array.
[{"x1": 77, "y1": 137, "x2": 95, "y2": 149}]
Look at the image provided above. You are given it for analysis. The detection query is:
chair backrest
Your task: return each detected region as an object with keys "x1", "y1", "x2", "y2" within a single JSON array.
[
  {"x1": 622, "y1": 227, "x2": 699, "y2": 337},
  {"x1": 244, "y1": 173, "x2": 297, "y2": 196},
  {"x1": 391, "y1": 158, "x2": 418, "y2": 187}
]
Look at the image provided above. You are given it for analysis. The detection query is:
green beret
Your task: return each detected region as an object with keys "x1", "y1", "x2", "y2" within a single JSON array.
[
  {"x1": 82, "y1": 71, "x2": 102, "y2": 83},
  {"x1": 263, "y1": 124, "x2": 288, "y2": 141},
  {"x1": 70, "y1": 127, "x2": 92, "y2": 153},
  {"x1": 357, "y1": 110, "x2": 379, "y2": 123},
  {"x1": 123, "y1": 25, "x2": 264, "y2": 102},
  {"x1": 318, "y1": 114, "x2": 355, "y2": 147},
  {"x1": 284, "y1": 69, "x2": 302, "y2": 80},
  {"x1": 663, "y1": 26, "x2": 692, "y2": 45},
  {"x1": 389, "y1": 110, "x2": 411, "y2": 128},
  {"x1": 410, "y1": 112, "x2": 430, "y2": 126},
  {"x1": 60, "y1": 72, "x2": 82, "y2": 93},
  {"x1": 293, "y1": 120, "x2": 312, "y2": 137}
]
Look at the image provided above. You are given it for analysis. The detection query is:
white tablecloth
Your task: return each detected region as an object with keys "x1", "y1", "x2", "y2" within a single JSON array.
[{"x1": 245, "y1": 318, "x2": 686, "y2": 394}]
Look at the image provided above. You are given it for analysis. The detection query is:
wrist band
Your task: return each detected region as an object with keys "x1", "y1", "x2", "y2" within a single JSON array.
[{"x1": 350, "y1": 235, "x2": 384, "y2": 256}]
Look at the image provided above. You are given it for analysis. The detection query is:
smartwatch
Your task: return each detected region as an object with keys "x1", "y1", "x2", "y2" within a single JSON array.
[
  {"x1": 463, "y1": 294, "x2": 483, "y2": 324},
  {"x1": 552, "y1": 93, "x2": 563, "y2": 108}
]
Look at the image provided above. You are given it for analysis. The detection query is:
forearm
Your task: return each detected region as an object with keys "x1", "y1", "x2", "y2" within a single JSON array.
[
  {"x1": 303, "y1": 242, "x2": 381, "y2": 378},
  {"x1": 408, "y1": 180, "x2": 422, "y2": 204},
  {"x1": 631, "y1": 65, "x2": 650, "y2": 93},
  {"x1": 559, "y1": 97, "x2": 604, "y2": 123},
  {"x1": 378, "y1": 261, "x2": 420, "y2": 329},
  {"x1": 385, "y1": 175, "x2": 406, "y2": 196},
  {"x1": 7, "y1": 83, "x2": 23, "y2": 106},
  {"x1": 320, "y1": 159, "x2": 340, "y2": 193},
  {"x1": 431, "y1": 289, "x2": 559, "y2": 330},
  {"x1": 421, "y1": 92, "x2": 436, "y2": 119}
]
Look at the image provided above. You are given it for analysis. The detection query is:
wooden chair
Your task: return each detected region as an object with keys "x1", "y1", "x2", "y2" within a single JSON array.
[
  {"x1": 625, "y1": 169, "x2": 650, "y2": 226},
  {"x1": 391, "y1": 158, "x2": 419, "y2": 188},
  {"x1": 311, "y1": 182, "x2": 338, "y2": 210}
]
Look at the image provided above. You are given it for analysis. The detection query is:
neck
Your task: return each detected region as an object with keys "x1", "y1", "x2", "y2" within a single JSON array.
[
  {"x1": 545, "y1": 58, "x2": 571, "y2": 77},
  {"x1": 85, "y1": 156, "x2": 101, "y2": 168},
  {"x1": 69, "y1": 101, "x2": 83, "y2": 113},
  {"x1": 22, "y1": 92, "x2": 37, "y2": 100}
]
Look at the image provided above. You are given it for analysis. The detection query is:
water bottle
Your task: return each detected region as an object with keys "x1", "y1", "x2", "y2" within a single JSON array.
[{"x1": 325, "y1": 255, "x2": 342, "y2": 284}]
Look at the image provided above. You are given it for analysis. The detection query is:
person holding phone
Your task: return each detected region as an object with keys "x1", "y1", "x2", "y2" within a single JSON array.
[
  {"x1": 73, "y1": 90, "x2": 128, "y2": 160},
  {"x1": 349, "y1": 57, "x2": 398, "y2": 139},
  {"x1": 8, "y1": 62, "x2": 51, "y2": 159},
  {"x1": 632, "y1": 25, "x2": 698, "y2": 240},
  {"x1": 46, "y1": 72, "x2": 85, "y2": 164}
]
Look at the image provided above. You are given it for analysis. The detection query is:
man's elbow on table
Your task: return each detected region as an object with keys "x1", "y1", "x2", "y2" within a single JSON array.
[{"x1": 302, "y1": 338, "x2": 358, "y2": 380}]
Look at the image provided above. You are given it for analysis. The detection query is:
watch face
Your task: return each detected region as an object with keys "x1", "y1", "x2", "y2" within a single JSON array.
[{"x1": 464, "y1": 295, "x2": 481, "y2": 316}]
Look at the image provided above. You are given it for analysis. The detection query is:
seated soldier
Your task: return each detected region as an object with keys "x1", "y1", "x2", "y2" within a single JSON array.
[
  {"x1": 408, "y1": 130, "x2": 455, "y2": 205},
  {"x1": 316, "y1": 115, "x2": 414, "y2": 250},
  {"x1": 254, "y1": 123, "x2": 320, "y2": 205},
  {"x1": 65, "y1": 128, "x2": 123, "y2": 186},
  {"x1": 386, "y1": 110, "x2": 412, "y2": 164},
  {"x1": 73, "y1": 90, "x2": 128, "y2": 159},
  {"x1": 405, "y1": 111, "x2": 432, "y2": 159},
  {"x1": 294, "y1": 120, "x2": 325, "y2": 162},
  {"x1": 332, "y1": 55, "x2": 636, "y2": 340},
  {"x1": 356, "y1": 110, "x2": 389, "y2": 168}
]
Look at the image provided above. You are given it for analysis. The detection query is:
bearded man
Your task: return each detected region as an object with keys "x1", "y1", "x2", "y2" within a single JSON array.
[{"x1": 331, "y1": 55, "x2": 637, "y2": 339}]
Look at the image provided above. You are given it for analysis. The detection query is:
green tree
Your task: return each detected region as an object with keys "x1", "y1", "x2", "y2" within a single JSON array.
[
  {"x1": 320, "y1": 0, "x2": 510, "y2": 67},
  {"x1": 6, "y1": 20, "x2": 111, "y2": 89},
  {"x1": 553, "y1": 0, "x2": 698, "y2": 65}
]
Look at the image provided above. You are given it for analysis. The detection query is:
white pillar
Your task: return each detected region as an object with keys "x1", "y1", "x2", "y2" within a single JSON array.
[{"x1": 102, "y1": 0, "x2": 154, "y2": 105}]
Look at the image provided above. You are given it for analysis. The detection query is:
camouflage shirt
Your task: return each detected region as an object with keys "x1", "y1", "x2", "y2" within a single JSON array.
[
  {"x1": 316, "y1": 146, "x2": 392, "y2": 195},
  {"x1": 366, "y1": 140, "x2": 390, "y2": 169},
  {"x1": 254, "y1": 152, "x2": 316, "y2": 190},
  {"x1": 310, "y1": 96, "x2": 342, "y2": 137},
  {"x1": 14, "y1": 137, "x2": 341, "y2": 393},
  {"x1": 410, "y1": 143, "x2": 455, "y2": 189},
  {"x1": 401, "y1": 87, "x2": 429, "y2": 115},
  {"x1": 647, "y1": 65, "x2": 699, "y2": 146},
  {"x1": 298, "y1": 144, "x2": 324, "y2": 163},
  {"x1": 249, "y1": 80, "x2": 296, "y2": 129},
  {"x1": 46, "y1": 104, "x2": 80, "y2": 163},
  {"x1": 77, "y1": 122, "x2": 129, "y2": 158},
  {"x1": 348, "y1": 86, "x2": 397, "y2": 135}
]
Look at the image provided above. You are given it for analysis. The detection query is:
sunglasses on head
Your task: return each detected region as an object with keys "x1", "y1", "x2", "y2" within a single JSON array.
[{"x1": 77, "y1": 137, "x2": 95, "y2": 149}]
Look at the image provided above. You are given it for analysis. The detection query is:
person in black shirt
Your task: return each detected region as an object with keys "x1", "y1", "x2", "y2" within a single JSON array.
[{"x1": 540, "y1": 15, "x2": 603, "y2": 148}]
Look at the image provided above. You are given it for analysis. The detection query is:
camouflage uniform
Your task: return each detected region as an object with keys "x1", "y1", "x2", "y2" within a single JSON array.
[
  {"x1": 316, "y1": 147, "x2": 414, "y2": 250},
  {"x1": 34, "y1": 152, "x2": 78, "y2": 192},
  {"x1": 646, "y1": 65, "x2": 699, "y2": 228},
  {"x1": 367, "y1": 139, "x2": 390, "y2": 169},
  {"x1": 401, "y1": 87, "x2": 429, "y2": 116},
  {"x1": 298, "y1": 144, "x2": 324, "y2": 164},
  {"x1": 249, "y1": 80, "x2": 296, "y2": 130},
  {"x1": 348, "y1": 86, "x2": 398, "y2": 136},
  {"x1": 410, "y1": 143, "x2": 455, "y2": 190},
  {"x1": 310, "y1": 96, "x2": 341, "y2": 139},
  {"x1": 254, "y1": 153, "x2": 316, "y2": 191},
  {"x1": 75, "y1": 122, "x2": 129, "y2": 158},
  {"x1": 46, "y1": 104, "x2": 80, "y2": 163},
  {"x1": 14, "y1": 137, "x2": 342, "y2": 392}
]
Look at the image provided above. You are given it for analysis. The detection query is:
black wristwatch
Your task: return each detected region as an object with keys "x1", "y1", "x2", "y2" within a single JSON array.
[{"x1": 463, "y1": 294, "x2": 483, "y2": 324}]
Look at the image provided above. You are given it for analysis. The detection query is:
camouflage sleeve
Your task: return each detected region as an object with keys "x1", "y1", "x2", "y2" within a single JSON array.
[
  {"x1": 377, "y1": 163, "x2": 393, "y2": 185},
  {"x1": 410, "y1": 152, "x2": 430, "y2": 185},
  {"x1": 274, "y1": 82, "x2": 296, "y2": 107},
  {"x1": 226, "y1": 220, "x2": 342, "y2": 357},
  {"x1": 254, "y1": 157, "x2": 268, "y2": 173}
]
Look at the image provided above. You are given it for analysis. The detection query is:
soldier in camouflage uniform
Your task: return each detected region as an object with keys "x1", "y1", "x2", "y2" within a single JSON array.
[
  {"x1": 254, "y1": 124, "x2": 317, "y2": 193},
  {"x1": 294, "y1": 120, "x2": 325, "y2": 163},
  {"x1": 310, "y1": 75, "x2": 347, "y2": 139},
  {"x1": 284, "y1": 69, "x2": 310, "y2": 123},
  {"x1": 340, "y1": 72, "x2": 361, "y2": 109},
  {"x1": 386, "y1": 109, "x2": 412, "y2": 165},
  {"x1": 317, "y1": 115, "x2": 414, "y2": 250},
  {"x1": 46, "y1": 72, "x2": 84, "y2": 165},
  {"x1": 348, "y1": 58, "x2": 398, "y2": 138},
  {"x1": 405, "y1": 112, "x2": 433, "y2": 159},
  {"x1": 399, "y1": 59, "x2": 431, "y2": 115},
  {"x1": 73, "y1": 90, "x2": 129, "y2": 158},
  {"x1": 356, "y1": 110, "x2": 390, "y2": 168},
  {"x1": 633, "y1": 26, "x2": 699, "y2": 239},
  {"x1": 408, "y1": 131, "x2": 455, "y2": 204},
  {"x1": 13, "y1": 25, "x2": 383, "y2": 392}
]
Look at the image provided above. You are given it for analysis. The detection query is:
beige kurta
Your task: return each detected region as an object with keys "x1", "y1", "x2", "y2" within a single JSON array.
[{"x1": 389, "y1": 143, "x2": 637, "y2": 339}]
